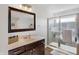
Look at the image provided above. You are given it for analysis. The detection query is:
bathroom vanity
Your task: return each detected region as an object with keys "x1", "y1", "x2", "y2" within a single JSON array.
[
  {"x1": 8, "y1": 7, "x2": 44, "y2": 55},
  {"x1": 8, "y1": 36, "x2": 45, "y2": 55}
]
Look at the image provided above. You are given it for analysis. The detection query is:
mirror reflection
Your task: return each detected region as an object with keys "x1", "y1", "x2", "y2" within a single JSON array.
[{"x1": 11, "y1": 10, "x2": 34, "y2": 29}]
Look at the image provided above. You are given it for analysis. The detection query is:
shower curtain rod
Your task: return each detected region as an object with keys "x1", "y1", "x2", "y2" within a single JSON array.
[{"x1": 47, "y1": 13, "x2": 79, "y2": 20}]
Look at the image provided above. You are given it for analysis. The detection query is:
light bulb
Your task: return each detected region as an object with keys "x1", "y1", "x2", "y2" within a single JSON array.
[{"x1": 19, "y1": 4, "x2": 32, "y2": 12}]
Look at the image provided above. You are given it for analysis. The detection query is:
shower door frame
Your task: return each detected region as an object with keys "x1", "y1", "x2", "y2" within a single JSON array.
[{"x1": 47, "y1": 17, "x2": 61, "y2": 47}]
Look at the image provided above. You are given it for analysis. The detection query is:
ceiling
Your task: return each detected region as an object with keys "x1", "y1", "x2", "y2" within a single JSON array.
[{"x1": 31, "y1": 4, "x2": 79, "y2": 18}]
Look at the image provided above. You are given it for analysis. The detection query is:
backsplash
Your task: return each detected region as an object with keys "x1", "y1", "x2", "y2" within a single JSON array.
[{"x1": 8, "y1": 31, "x2": 37, "y2": 37}]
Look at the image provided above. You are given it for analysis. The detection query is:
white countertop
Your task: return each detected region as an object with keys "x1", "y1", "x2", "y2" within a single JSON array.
[{"x1": 8, "y1": 36, "x2": 45, "y2": 50}]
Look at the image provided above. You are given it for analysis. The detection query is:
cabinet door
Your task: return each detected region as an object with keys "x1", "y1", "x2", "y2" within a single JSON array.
[
  {"x1": 34, "y1": 43, "x2": 45, "y2": 55},
  {"x1": 24, "y1": 39, "x2": 45, "y2": 55}
]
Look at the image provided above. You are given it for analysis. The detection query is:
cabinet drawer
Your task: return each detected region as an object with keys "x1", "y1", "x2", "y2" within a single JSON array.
[
  {"x1": 9, "y1": 46, "x2": 25, "y2": 55},
  {"x1": 25, "y1": 39, "x2": 44, "y2": 51}
]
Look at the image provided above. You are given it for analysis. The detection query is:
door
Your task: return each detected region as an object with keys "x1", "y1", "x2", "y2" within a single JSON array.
[{"x1": 47, "y1": 17, "x2": 60, "y2": 47}]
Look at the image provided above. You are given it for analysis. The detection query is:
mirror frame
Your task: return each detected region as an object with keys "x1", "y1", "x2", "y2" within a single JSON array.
[{"x1": 8, "y1": 7, "x2": 36, "y2": 33}]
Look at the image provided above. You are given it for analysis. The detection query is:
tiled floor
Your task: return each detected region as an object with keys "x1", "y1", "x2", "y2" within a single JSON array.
[
  {"x1": 45, "y1": 47, "x2": 53, "y2": 55},
  {"x1": 45, "y1": 46, "x2": 67, "y2": 55},
  {"x1": 49, "y1": 42, "x2": 76, "y2": 54}
]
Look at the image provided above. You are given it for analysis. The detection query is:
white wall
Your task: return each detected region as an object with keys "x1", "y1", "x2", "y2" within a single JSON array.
[
  {"x1": 0, "y1": 5, "x2": 8, "y2": 55},
  {"x1": 36, "y1": 18, "x2": 47, "y2": 46}
]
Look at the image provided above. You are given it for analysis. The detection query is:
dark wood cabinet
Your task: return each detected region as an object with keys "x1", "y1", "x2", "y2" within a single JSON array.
[{"x1": 8, "y1": 39, "x2": 45, "y2": 55}]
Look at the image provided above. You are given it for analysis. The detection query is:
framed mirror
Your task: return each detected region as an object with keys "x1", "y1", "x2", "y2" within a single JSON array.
[{"x1": 8, "y1": 7, "x2": 36, "y2": 33}]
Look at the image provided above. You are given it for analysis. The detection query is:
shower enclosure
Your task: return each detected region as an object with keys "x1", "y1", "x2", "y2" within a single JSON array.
[{"x1": 47, "y1": 14, "x2": 78, "y2": 54}]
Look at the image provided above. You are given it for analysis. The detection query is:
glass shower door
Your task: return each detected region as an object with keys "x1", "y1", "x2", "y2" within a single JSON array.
[
  {"x1": 59, "y1": 15, "x2": 77, "y2": 54},
  {"x1": 48, "y1": 14, "x2": 77, "y2": 54},
  {"x1": 48, "y1": 17, "x2": 60, "y2": 47}
]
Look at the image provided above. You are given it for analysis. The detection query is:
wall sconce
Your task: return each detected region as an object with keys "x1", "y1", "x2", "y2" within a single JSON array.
[{"x1": 20, "y1": 4, "x2": 32, "y2": 12}]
